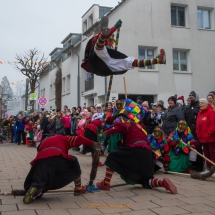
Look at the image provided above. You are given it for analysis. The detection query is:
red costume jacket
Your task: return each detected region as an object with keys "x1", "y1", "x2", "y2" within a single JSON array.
[
  {"x1": 105, "y1": 121, "x2": 151, "y2": 150},
  {"x1": 30, "y1": 135, "x2": 94, "y2": 165},
  {"x1": 85, "y1": 119, "x2": 102, "y2": 135},
  {"x1": 196, "y1": 106, "x2": 215, "y2": 143}
]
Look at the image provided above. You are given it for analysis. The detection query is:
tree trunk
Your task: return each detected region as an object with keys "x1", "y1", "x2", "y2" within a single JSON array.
[
  {"x1": 55, "y1": 70, "x2": 62, "y2": 111},
  {"x1": 30, "y1": 80, "x2": 36, "y2": 113}
]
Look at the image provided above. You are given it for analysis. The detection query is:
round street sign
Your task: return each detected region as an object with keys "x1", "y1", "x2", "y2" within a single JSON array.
[
  {"x1": 30, "y1": 93, "x2": 37, "y2": 100},
  {"x1": 38, "y1": 96, "x2": 48, "y2": 106}
]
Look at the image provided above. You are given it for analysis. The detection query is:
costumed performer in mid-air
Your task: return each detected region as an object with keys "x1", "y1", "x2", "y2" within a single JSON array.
[{"x1": 81, "y1": 17, "x2": 166, "y2": 77}]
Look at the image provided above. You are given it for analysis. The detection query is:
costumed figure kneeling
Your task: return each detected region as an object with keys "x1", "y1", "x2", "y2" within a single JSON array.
[
  {"x1": 167, "y1": 120, "x2": 193, "y2": 173},
  {"x1": 96, "y1": 99, "x2": 177, "y2": 194}
]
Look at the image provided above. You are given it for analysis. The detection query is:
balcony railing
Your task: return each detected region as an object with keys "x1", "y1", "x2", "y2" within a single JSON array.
[
  {"x1": 85, "y1": 78, "x2": 94, "y2": 91},
  {"x1": 51, "y1": 50, "x2": 62, "y2": 62},
  {"x1": 62, "y1": 34, "x2": 82, "y2": 53}
]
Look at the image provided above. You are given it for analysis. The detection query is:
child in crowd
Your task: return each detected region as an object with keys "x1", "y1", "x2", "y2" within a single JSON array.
[
  {"x1": 33, "y1": 125, "x2": 43, "y2": 148},
  {"x1": 26, "y1": 120, "x2": 34, "y2": 147},
  {"x1": 0, "y1": 127, "x2": 6, "y2": 143}
]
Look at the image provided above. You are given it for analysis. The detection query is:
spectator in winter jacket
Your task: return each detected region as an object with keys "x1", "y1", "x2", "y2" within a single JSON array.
[
  {"x1": 15, "y1": 114, "x2": 26, "y2": 145},
  {"x1": 207, "y1": 94, "x2": 215, "y2": 110},
  {"x1": 55, "y1": 111, "x2": 64, "y2": 135},
  {"x1": 143, "y1": 103, "x2": 160, "y2": 134},
  {"x1": 33, "y1": 125, "x2": 43, "y2": 148},
  {"x1": 185, "y1": 91, "x2": 204, "y2": 171},
  {"x1": 162, "y1": 96, "x2": 184, "y2": 136},
  {"x1": 47, "y1": 115, "x2": 56, "y2": 135},
  {"x1": 196, "y1": 98, "x2": 215, "y2": 173},
  {"x1": 62, "y1": 111, "x2": 71, "y2": 135}
]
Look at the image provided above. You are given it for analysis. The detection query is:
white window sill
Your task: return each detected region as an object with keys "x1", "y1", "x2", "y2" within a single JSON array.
[
  {"x1": 138, "y1": 69, "x2": 159, "y2": 73},
  {"x1": 198, "y1": 28, "x2": 215, "y2": 31},
  {"x1": 173, "y1": 71, "x2": 191, "y2": 74},
  {"x1": 171, "y1": 25, "x2": 189, "y2": 29}
]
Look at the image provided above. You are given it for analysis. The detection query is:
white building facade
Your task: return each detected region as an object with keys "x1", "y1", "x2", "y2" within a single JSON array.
[{"x1": 39, "y1": 0, "x2": 215, "y2": 110}]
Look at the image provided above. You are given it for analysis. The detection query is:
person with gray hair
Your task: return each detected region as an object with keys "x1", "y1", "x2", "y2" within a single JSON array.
[{"x1": 195, "y1": 98, "x2": 215, "y2": 177}]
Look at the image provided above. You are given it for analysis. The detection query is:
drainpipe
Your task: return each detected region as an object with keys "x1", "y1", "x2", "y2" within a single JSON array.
[{"x1": 71, "y1": 46, "x2": 80, "y2": 107}]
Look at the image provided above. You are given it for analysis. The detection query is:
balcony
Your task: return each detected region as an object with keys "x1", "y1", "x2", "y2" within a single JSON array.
[
  {"x1": 85, "y1": 78, "x2": 94, "y2": 91},
  {"x1": 49, "y1": 48, "x2": 63, "y2": 62},
  {"x1": 61, "y1": 33, "x2": 82, "y2": 53}
]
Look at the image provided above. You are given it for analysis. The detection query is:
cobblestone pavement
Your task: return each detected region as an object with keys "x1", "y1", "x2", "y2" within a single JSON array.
[{"x1": 0, "y1": 142, "x2": 215, "y2": 215}]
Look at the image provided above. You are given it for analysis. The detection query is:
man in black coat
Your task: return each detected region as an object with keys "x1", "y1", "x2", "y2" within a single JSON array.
[
  {"x1": 185, "y1": 91, "x2": 204, "y2": 171},
  {"x1": 162, "y1": 96, "x2": 185, "y2": 136}
]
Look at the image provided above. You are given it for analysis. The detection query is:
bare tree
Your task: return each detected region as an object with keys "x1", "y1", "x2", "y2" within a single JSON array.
[{"x1": 15, "y1": 48, "x2": 48, "y2": 112}]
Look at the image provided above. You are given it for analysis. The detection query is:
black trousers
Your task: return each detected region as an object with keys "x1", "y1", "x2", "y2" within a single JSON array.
[
  {"x1": 17, "y1": 130, "x2": 26, "y2": 144},
  {"x1": 64, "y1": 128, "x2": 71, "y2": 135},
  {"x1": 10, "y1": 129, "x2": 14, "y2": 142}
]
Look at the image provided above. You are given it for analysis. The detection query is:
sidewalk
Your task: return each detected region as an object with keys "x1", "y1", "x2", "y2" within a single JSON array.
[{"x1": 0, "y1": 142, "x2": 215, "y2": 215}]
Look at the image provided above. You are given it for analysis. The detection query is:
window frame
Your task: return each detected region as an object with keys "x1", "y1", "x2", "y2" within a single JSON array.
[
  {"x1": 197, "y1": 8, "x2": 211, "y2": 29},
  {"x1": 173, "y1": 50, "x2": 189, "y2": 73},
  {"x1": 171, "y1": 5, "x2": 186, "y2": 27},
  {"x1": 138, "y1": 46, "x2": 157, "y2": 71}
]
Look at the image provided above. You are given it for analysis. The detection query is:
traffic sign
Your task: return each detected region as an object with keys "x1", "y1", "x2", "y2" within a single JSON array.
[
  {"x1": 38, "y1": 97, "x2": 48, "y2": 106},
  {"x1": 30, "y1": 93, "x2": 37, "y2": 100}
]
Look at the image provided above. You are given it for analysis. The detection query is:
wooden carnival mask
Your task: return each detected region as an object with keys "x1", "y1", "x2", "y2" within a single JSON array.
[
  {"x1": 153, "y1": 127, "x2": 163, "y2": 139},
  {"x1": 178, "y1": 120, "x2": 187, "y2": 132}
]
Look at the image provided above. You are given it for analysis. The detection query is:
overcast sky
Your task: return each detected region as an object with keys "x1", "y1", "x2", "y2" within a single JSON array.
[{"x1": 0, "y1": 0, "x2": 119, "y2": 87}]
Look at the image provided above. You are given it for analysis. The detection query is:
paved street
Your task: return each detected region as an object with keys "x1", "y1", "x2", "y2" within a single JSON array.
[{"x1": 0, "y1": 142, "x2": 215, "y2": 215}]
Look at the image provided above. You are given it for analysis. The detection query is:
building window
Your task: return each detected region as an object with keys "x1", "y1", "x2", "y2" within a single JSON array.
[
  {"x1": 66, "y1": 75, "x2": 70, "y2": 94},
  {"x1": 198, "y1": 9, "x2": 211, "y2": 29},
  {"x1": 88, "y1": 14, "x2": 93, "y2": 28},
  {"x1": 83, "y1": 19, "x2": 87, "y2": 32},
  {"x1": 171, "y1": 6, "x2": 185, "y2": 27},
  {"x1": 173, "y1": 50, "x2": 188, "y2": 72},
  {"x1": 138, "y1": 47, "x2": 155, "y2": 69},
  {"x1": 62, "y1": 77, "x2": 65, "y2": 95}
]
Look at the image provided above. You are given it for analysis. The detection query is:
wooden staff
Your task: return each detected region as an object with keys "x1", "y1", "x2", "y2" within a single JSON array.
[
  {"x1": 2, "y1": 183, "x2": 128, "y2": 196},
  {"x1": 123, "y1": 77, "x2": 127, "y2": 99},
  {"x1": 181, "y1": 141, "x2": 215, "y2": 166},
  {"x1": 165, "y1": 171, "x2": 190, "y2": 176}
]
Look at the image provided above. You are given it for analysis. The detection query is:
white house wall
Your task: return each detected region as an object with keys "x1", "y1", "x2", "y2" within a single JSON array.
[{"x1": 39, "y1": 0, "x2": 215, "y2": 108}]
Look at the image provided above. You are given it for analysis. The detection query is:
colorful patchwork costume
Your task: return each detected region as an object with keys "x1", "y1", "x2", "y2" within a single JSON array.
[
  {"x1": 96, "y1": 99, "x2": 177, "y2": 194},
  {"x1": 81, "y1": 17, "x2": 166, "y2": 77},
  {"x1": 148, "y1": 127, "x2": 170, "y2": 171},
  {"x1": 167, "y1": 120, "x2": 193, "y2": 173}
]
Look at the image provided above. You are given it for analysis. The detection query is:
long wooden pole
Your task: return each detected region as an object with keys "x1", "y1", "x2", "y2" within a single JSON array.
[
  {"x1": 2, "y1": 183, "x2": 128, "y2": 196},
  {"x1": 165, "y1": 171, "x2": 190, "y2": 176},
  {"x1": 181, "y1": 141, "x2": 215, "y2": 166},
  {"x1": 123, "y1": 77, "x2": 127, "y2": 99}
]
